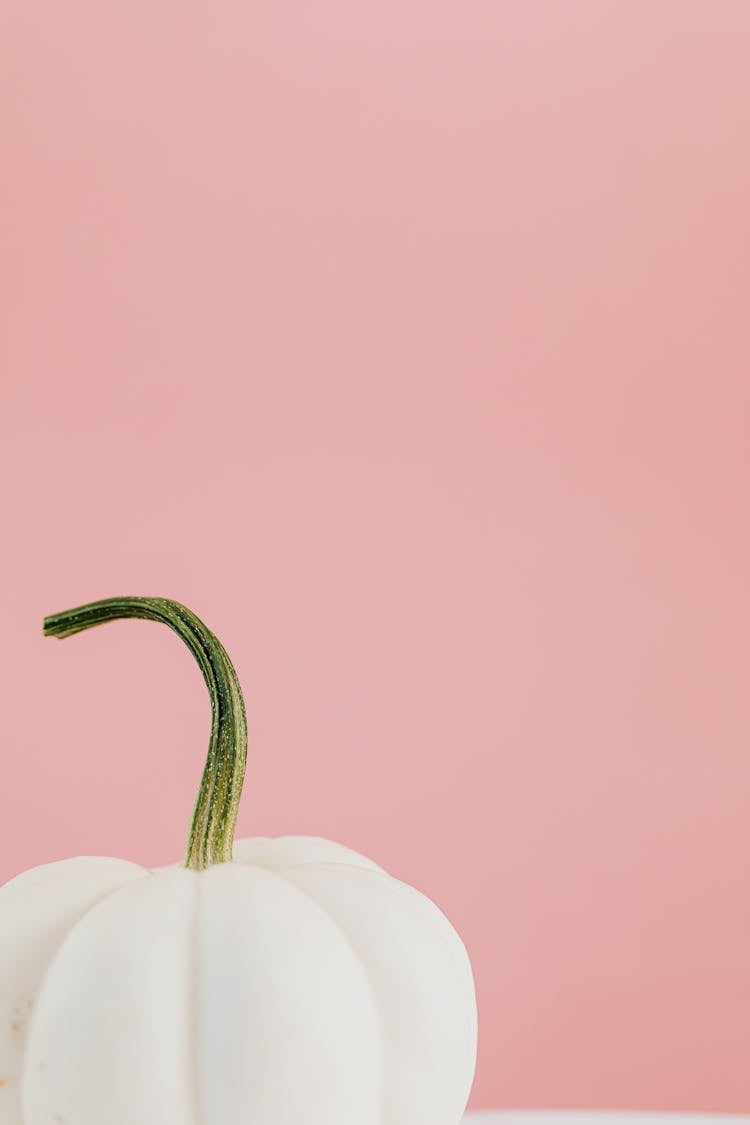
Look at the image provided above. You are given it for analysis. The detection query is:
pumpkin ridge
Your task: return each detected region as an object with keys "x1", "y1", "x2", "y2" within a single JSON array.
[
  {"x1": 277, "y1": 862, "x2": 477, "y2": 1123},
  {"x1": 341, "y1": 865, "x2": 478, "y2": 1093},
  {"x1": 267, "y1": 866, "x2": 386, "y2": 1125},
  {"x1": 17, "y1": 863, "x2": 152, "y2": 1119}
]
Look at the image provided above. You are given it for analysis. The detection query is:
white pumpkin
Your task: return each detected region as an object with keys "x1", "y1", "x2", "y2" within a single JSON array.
[{"x1": 0, "y1": 598, "x2": 477, "y2": 1125}]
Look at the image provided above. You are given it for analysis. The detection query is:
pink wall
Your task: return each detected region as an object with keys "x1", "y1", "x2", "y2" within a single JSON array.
[{"x1": 2, "y1": 1, "x2": 749, "y2": 1112}]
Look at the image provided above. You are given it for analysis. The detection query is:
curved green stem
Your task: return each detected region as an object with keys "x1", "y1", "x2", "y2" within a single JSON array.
[{"x1": 43, "y1": 597, "x2": 247, "y2": 871}]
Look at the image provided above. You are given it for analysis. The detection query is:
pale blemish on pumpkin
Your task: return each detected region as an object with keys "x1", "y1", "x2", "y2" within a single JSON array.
[{"x1": 9, "y1": 999, "x2": 32, "y2": 1037}]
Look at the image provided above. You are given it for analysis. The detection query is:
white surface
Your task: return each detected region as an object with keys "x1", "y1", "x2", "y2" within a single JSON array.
[{"x1": 464, "y1": 1115, "x2": 750, "y2": 1124}]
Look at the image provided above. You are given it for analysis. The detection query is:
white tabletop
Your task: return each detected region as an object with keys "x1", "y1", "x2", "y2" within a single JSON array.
[{"x1": 464, "y1": 1114, "x2": 750, "y2": 1124}]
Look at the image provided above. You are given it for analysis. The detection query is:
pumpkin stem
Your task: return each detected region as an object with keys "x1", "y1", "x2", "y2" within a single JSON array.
[{"x1": 43, "y1": 597, "x2": 247, "y2": 871}]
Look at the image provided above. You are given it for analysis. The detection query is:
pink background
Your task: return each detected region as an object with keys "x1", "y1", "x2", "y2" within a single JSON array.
[{"x1": 1, "y1": 1, "x2": 750, "y2": 1112}]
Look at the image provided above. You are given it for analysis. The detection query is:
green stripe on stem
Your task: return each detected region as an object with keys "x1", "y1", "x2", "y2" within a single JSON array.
[{"x1": 43, "y1": 596, "x2": 247, "y2": 871}]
